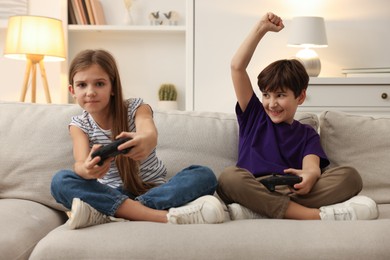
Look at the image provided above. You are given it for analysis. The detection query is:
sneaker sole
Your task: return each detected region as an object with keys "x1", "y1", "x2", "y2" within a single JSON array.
[{"x1": 67, "y1": 198, "x2": 82, "y2": 229}]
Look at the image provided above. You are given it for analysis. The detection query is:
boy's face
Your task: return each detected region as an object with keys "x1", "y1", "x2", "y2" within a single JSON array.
[{"x1": 261, "y1": 87, "x2": 306, "y2": 124}]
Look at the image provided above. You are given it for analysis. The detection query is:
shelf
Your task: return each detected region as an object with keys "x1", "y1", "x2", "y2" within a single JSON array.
[
  {"x1": 309, "y1": 77, "x2": 390, "y2": 85},
  {"x1": 64, "y1": 0, "x2": 192, "y2": 109},
  {"x1": 68, "y1": 25, "x2": 186, "y2": 33}
]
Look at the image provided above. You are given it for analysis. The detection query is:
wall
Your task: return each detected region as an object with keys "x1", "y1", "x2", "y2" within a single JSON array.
[
  {"x1": 193, "y1": 0, "x2": 390, "y2": 113},
  {"x1": 0, "y1": 0, "x2": 64, "y2": 103},
  {"x1": 1, "y1": 0, "x2": 389, "y2": 109}
]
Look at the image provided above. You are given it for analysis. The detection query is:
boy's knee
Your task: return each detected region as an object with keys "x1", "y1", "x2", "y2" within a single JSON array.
[
  {"x1": 217, "y1": 166, "x2": 253, "y2": 204},
  {"x1": 330, "y1": 166, "x2": 363, "y2": 194},
  {"x1": 218, "y1": 166, "x2": 250, "y2": 191},
  {"x1": 219, "y1": 167, "x2": 238, "y2": 184},
  {"x1": 342, "y1": 166, "x2": 363, "y2": 192}
]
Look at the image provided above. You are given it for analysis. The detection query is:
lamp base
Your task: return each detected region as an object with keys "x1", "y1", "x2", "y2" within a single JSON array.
[
  {"x1": 20, "y1": 54, "x2": 51, "y2": 103},
  {"x1": 295, "y1": 48, "x2": 321, "y2": 77}
]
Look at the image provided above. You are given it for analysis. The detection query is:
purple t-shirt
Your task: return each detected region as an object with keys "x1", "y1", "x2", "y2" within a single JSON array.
[{"x1": 236, "y1": 94, "x2": 329, "y2": 177}]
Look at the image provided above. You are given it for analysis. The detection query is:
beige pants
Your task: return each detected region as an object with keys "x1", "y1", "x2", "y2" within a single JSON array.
[{"x1": 217, "y1": 166, "x2": 363, "y2": 219}]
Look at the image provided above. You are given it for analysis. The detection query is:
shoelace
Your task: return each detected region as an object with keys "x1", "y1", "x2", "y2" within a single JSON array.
[
  {"x1": 87, "y1": 207, "x2": 111, "y2": 225},
  {"x1": 333, "y1": 207, "x2": 355, "y2": 220}
]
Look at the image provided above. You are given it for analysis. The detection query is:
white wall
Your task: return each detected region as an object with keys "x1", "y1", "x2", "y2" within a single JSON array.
[
  {"x1": 1, "y1": 0, "x2": 389, "y2": 109},
  {"x1": 193, "y1": 0, "x2": 390, "y2": 113},
  {"x1": 0, "y1": 0, "x2": 64, "y2": 103}
]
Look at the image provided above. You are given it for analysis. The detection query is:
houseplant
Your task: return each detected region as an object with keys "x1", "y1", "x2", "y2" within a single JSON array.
[{"x1": 158, "y1": 83, "x2": 178, "y2": 110}]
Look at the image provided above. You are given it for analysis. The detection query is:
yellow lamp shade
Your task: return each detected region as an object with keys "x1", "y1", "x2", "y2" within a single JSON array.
[{"x1": 4, "y1": 15, "x2": 66, "y2": 62}]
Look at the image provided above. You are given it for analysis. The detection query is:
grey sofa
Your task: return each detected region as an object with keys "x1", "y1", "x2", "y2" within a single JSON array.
[{"x1": 0, "y1": 101, "x2": 389, "y2": 260}]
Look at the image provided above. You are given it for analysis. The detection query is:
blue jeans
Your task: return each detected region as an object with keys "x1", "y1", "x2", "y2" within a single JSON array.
[{"x1": 51, "y1": 165, "x2": 217, "y2": 216}]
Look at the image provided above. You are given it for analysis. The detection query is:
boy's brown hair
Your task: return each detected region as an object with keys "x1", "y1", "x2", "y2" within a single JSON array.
[{"x1": 257, "y1": 59, "x2": 309, "y2": 98}]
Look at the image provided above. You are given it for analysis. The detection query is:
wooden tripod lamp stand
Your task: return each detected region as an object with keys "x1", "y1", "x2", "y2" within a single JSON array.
[{"x1": 4, "y1": 15, "x2": 66, "y2": 103}]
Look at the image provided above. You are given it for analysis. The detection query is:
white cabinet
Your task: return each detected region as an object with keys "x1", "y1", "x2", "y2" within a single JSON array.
[
  {"x1": 62, "y1": 0, "x2": 193, "y2": 110},
  {"x1": 299, "y1": 77, "x2": 390, "y2": 116}
]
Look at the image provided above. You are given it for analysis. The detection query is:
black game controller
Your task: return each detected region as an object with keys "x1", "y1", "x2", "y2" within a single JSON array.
[
  {"x1": 260, "y1": 174, "x2": 302, "y2": 192},
  {"x1": 91, "y1": 137, "x2": 132, "y2": 166}
]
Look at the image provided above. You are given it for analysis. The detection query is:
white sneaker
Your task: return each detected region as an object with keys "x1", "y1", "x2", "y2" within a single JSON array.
[
  {"x1": 227, "y1": 203, "x2": 266, "y2": 220},
  {"x1": 319, "y1": 196, "x2": 379, "y2": 221},
  {"x1": 68, "y1": 198, "x2": 127, "y2": 229},
  {"x1": 167, "y1": 195, "x2": 225, "y2": 224}
]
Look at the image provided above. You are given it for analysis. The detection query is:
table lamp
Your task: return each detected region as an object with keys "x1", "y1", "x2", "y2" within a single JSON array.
[
  {"x1": 3, "y1": 15, "x2": 66, "y2": 103},
  {"x1": 288, "y1": 16, "x2": 328, "y2": 77}
]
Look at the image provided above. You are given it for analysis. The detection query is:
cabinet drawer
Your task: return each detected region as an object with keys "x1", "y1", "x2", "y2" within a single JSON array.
[{"x1": 303, "y1": 85, "x2": 390, "y2": 107}]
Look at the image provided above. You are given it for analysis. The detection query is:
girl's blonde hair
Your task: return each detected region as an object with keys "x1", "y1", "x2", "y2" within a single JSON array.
[{"x1": 69, "y1": 49, "x2": 155, "y2": 195}]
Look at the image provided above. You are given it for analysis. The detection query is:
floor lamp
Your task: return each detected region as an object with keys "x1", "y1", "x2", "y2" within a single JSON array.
[
  {"x1": 4, "y1": 15, "x2": 66, "y2": 103},
  {"x1": 288, "y1": 17, "x2": 328, "y2": 77}
]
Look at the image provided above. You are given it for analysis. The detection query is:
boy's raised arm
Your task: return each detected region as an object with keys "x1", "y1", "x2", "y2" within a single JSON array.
[{"x1": 231, "y1": 12, "x2": 284, "y2": 112}]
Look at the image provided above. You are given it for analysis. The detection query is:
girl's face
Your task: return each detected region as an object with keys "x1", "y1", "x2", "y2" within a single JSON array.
[
  {"x1": 69, "y1": 64, "x2": 113, "y2": 116},
  {"x1": 261, "y1": 87, "x2": 306, "y2": 124}
]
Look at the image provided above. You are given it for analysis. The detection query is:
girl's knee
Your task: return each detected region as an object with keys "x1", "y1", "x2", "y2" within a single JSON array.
[
  {"x1": 195, "y1": 165, "x2": 215, "y2": 176},
  {"x1": 195, "y1": 165, "x2": 217, "y2": 186},
  {"x1": 187, "y1": 165, "x2": 215, "y2": 178},
  {"x1": 51, "y1": 170, "x2": 77, "y2": 194},
  {"x1": 179, "y1": 165, "x2": 217, "y2": 188},
  {"x1": 52, "y1": 169, "x2": 73, "y2": 184}
]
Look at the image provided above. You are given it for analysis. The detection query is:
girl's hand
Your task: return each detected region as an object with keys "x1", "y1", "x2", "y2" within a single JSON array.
[
  {"x1": 116, "y1": 131, "x2": 155, "y2": 161},
  {"x1": 76, "y1": 144, "x2": 113, "y2": 179},
  {"x1": 283, "y1": 168, "x2": 320, "y2": 195}
]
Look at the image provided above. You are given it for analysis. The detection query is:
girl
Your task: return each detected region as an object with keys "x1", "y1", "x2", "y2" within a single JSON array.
[{"x1": 51, "y1": 49, "x2": 224, "y2": 229}]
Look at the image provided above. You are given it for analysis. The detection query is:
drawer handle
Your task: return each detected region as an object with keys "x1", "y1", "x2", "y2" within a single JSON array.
[{"x1": 382, "y1": 93, "x2": 388, "y2": 99}]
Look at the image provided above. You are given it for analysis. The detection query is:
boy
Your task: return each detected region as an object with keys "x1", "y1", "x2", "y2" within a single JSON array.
[{"x1": 216, "y1": 12, "x2": 378, "y2": 220}]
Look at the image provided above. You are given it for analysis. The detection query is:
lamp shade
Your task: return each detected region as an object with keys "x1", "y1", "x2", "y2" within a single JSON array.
[
  {"x1": 288, "y1": 16, "x2": 328, "y2": 48},
  {"x1": 4, "y1": 15, "x2": 66, "y2": 62}
]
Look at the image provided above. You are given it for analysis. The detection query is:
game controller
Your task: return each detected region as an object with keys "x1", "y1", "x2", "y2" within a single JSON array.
[
  {"x1": 91, "y1": 137, "x2": 132, "y2": 166},
  {"x1": 259, "y1": 174, "x2": 302, "y2": 192}
]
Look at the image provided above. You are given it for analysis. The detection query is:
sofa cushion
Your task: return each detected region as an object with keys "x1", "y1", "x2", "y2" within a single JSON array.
[
  {"x1": 0, "y1": 102, "x2": 81, "y2": 211},
  {"x1": 0, "y1": 199, "x2": 66, "y2": 260},
  {"x1": 154, "y1": 110, "x2": 238, "y2": 180},
  {"x1": 30, "y1": 216, "x2": 390, "y2": 260},
  {"x1": 154, "y1": 110, "x2": 318, "y2": 180},
  {"x1": 295, "y1": 112, "x2": 319, "y2": 131},
  {"x1": 320, "y1": 111, "x2": 390, "y2": 204}
]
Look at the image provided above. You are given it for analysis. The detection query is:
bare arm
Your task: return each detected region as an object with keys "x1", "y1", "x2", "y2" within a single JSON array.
[
  {"x1": 117, "y1": 104, "x2": 157, "y2": 161},
  {"x1": 231, "y1": 12, "x2": 284, "y2": 112}
]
